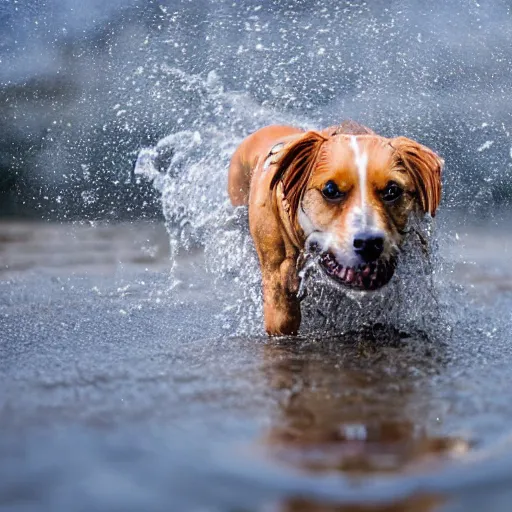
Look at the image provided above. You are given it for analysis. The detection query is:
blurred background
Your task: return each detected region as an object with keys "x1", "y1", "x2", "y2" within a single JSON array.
[
  {"x1": 4, "y1": 5, "x2": 512, "y2": 510},
  {"x1": 1, "y1": 0, "x2": 512, "y2": 221}
]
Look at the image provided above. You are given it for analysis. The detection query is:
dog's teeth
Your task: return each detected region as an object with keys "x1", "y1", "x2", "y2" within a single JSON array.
[{"x1": 319, "y1": 251, "x2": 393, "y2": 290}]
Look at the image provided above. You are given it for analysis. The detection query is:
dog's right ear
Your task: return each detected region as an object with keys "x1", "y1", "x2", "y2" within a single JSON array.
[{"x1": 270, "y1": 130, "x2": 327, "y2": 227}]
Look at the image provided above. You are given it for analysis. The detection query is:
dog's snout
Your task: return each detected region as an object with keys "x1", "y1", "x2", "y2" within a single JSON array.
[{"x1": 353, "y1": 233, "x2": 384, "y2": 262}]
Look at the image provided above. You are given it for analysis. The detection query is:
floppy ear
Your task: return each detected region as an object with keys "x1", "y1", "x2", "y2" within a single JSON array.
[
  {"x1": 270, "y1": 130, "x2": 327, "y2": 227},
  {"x1": 391, "y1": 137, "x2": 444, "y2": 216}
]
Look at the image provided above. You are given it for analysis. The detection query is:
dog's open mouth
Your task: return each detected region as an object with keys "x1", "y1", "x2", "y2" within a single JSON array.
[{"x1": 318, "y1": 252, "x2": 395, "y2": 291}]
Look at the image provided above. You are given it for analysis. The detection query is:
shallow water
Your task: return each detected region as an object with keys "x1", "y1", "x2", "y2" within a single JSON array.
[
  {"x1": 1, "y1": 216, "x2": 512, "y2": 512},
  {"x1": 3, "y1": 1, "x2": 512, "y2": 510}
]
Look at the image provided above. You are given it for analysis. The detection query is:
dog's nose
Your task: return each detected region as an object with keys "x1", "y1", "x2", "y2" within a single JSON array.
[{"x1": 353, "y1": 233, "x2": 384, "y2": 262}]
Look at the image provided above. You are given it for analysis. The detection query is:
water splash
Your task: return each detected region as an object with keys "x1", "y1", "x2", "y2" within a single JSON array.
[{"x1": 135, "y1": 69, "x2": 455, "y2": 340}]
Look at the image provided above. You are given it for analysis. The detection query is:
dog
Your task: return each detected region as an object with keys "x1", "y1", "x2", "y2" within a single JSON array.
[{"x1": 228, "y1": 121, "x2": 443, "y2": 336}]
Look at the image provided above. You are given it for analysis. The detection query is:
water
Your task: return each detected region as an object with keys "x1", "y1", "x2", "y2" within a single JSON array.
[
  {"x1": 3, "y1": 2, "x2": 512, "y2": 509},
  {"x1": 2, "y1": 70, "x2": 512, "y2": 512},
  {"x1": 1, "y1": 208, "x2": 512, "y2": 512},
  {"x1": 134, "y1": 70, "x2": 447, "y2": 339},
  {"x1": 132, "y1": 71, "x2": 512, "y2": 511}
]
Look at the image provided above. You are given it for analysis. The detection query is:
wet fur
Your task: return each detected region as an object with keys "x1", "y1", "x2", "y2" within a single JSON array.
[
  {"x1": 228, "y1": 122, "x2": 443, "y2": 336},
  {"x1": 270, "y1": 131, "x2": 328, "y2": 232}
]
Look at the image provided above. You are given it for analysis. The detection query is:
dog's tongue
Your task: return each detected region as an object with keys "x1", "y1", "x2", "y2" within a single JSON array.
[{"x1": 345, "y1": 268, "x2": 356, "y2": 283}]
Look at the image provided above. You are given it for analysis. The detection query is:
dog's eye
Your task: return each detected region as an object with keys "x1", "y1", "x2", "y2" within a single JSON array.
[
  {"x1": 322, "y1": 180, "x2": 344, "y2": 201},
  {"x1": 382, "y1": 181, "x2": 403, "y2": 203}
]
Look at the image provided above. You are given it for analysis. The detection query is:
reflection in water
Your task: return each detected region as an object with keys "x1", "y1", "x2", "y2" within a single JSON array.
[
  {"x1": 279, "y1": 497, "x2": 439, "y2": 512},
  {"x1": 261, "y1": 336, "x2": 470, "y2": 511}
]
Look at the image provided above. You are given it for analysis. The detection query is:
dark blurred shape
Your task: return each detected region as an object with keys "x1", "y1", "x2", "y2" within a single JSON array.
[
  {"x1": 262, "y1": 338, "x2": 467, "y2": 511},
  {"x1": 1, "y1": 0, "x2": 512, "y2": 218}
]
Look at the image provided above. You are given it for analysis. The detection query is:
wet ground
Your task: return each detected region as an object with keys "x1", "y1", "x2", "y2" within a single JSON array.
[{"x1": 1, "y1": 215, "x2": 512, "y2": 512}]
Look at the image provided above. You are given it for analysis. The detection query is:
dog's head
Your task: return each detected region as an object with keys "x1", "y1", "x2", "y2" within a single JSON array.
[{"x1": 271, "y1": 129, "x2": 443, "y2": 291}]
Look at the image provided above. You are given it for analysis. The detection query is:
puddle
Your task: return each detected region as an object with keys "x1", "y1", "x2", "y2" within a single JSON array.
[{"x1": 1, "y1": 217, "x2": 512, "y2": 511}]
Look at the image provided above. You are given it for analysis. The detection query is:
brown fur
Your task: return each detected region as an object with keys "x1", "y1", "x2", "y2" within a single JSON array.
[
  {"x1": 270, "y1": 130, "x2": 328, "y2": 233},
  {"x1": 228, "y1": 125, "x2": 302, "y2": 206},
  {"x1": 228, "y1": 122, "x2": 443, "y2": 336},
  {"x1": 390, "y1": 137, "x2": 443, "y2": 216}
]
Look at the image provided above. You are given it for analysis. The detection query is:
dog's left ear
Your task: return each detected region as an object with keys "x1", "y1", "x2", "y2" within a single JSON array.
[{"x1": 391, "y1": 137, "x2": 444, "y2": 216}]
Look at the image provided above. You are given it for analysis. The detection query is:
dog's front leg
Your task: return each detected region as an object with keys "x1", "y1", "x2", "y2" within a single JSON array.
[{"x1": 261, "y1": 257, "x2": 301, "y2": 336}]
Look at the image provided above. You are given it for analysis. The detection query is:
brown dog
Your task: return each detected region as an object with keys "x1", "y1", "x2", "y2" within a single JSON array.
[{"x1": 228, "y1": 121, "x2": 443, "y2": 336}]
